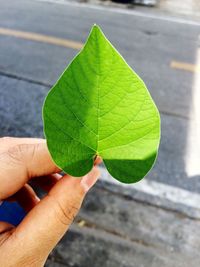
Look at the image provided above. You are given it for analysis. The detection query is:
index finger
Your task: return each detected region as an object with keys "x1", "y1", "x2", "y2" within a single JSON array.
[{"x1": 0, "y1": 138, "x2": 60, "y2": 200}]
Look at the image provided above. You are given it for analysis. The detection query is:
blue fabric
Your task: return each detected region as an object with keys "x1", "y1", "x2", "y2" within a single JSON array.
[{"x1": 0, "y1": 201, "x2": 26, "y2": 226}]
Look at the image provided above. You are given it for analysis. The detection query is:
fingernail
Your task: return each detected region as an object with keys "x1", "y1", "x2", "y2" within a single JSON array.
[{"x1": 80, "y1": 168, "x2": 100, "y2": 193}]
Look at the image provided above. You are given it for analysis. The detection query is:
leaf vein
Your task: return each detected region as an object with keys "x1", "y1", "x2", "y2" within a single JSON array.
[
  {"x1": 99, "y1": 125, "x2": 157, "y2": 154},
  {"x1": 98, "y1": 95, "x2": 148, "y2": 143},
  {"x1": 58, "y1": 83, "x2": 98, "y2": 136},
  {"x1": 44, "y1": 111, "x2": 96, "y2": 152}
]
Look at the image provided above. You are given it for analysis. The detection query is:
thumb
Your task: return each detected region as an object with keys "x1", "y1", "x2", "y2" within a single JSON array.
[{"x1": 13, "y1": 167, "x2": 100, "y2": 262}]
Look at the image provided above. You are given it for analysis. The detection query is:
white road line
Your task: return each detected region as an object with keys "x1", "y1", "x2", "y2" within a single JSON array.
[
  {"x1": 35, "y1": 0, "x2": 200, "y2": 26},
  {"x1": 186, "y1": 38, "x2": 200, "y2": 177},
  {"x1": 100, "y1": 167, "x2": 200, "y2": 210}
]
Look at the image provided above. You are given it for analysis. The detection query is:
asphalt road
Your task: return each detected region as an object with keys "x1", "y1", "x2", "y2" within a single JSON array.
[{"x1": 0, "y1": 0, "x2": 200, "y2": 192}]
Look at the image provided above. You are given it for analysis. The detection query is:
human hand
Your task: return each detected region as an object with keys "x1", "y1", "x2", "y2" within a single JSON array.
[{"x1": 0, "y1": 137, "x2": 100, "y2": 267}]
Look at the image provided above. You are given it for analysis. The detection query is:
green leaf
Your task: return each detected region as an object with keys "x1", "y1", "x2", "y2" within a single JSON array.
[{"x1": 43, "y1": 25, "x2": 160, "y2": 184}]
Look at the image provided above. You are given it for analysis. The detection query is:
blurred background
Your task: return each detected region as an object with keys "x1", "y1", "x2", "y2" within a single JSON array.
[{"x1": 0, "y1": 0, "x2": 200, "y2": 266}]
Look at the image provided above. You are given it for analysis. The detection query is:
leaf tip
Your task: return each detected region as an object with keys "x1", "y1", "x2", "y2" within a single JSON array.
[{"x1": 91, "y1": 24, "x2": 102, "y2": 34}]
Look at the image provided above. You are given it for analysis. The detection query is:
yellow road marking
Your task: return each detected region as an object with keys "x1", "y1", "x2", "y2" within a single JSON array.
[
  {"x1": 1, "y1": 27, "x2": 199, "y2": 73},
  {"x1": 0, "y1": 27, "x2": 83, "y2": 50},
  {"x1": 170, "y1": 61, "x2": 200, "y2": 73}
]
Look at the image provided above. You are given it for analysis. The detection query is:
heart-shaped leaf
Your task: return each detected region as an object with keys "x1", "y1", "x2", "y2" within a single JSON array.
[{"x1": 43, "y1": 25, "x2": 160, "y2": 183}]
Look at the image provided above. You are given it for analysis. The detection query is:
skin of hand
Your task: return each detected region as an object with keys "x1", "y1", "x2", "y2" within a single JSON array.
[{"x1": 0, "y1": 137, "x2": 100, "y2": 267}]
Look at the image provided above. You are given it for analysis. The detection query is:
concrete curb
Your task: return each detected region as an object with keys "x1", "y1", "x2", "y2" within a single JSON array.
[{"x1": 98, "y1": 167, "x2": 200, "y2": 220}]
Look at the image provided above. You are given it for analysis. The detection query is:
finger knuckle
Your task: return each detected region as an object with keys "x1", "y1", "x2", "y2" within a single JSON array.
[
  {"x1": 0, "y1": 136, "x2": 13, "y2": 143},
  {"x1": 28, "y1": 143, "x2": 39, "y2": 161},
  {"x1": 7, "y1": 144, "x2": 26, "y2": 164},
  {"x1": 0, "y1": 137, "x2": 14, "y2": 150},
  {"x1": 50, "y1": 196, "x2": 80, "y2": 226},
  {"x1": 6, "y1": 143, "x2": 39, "y2": 167}
]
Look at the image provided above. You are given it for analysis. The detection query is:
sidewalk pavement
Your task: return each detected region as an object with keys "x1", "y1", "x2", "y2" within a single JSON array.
[
  {"x1": 158, "y1": 0, "x2": 200, "y2": 20},
  {"x1": 63, "y1": 0, "x2": 200, "y2": 20},
  {"x1": 45, "y1": 178, "x2": 200, "y2": 267}
]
